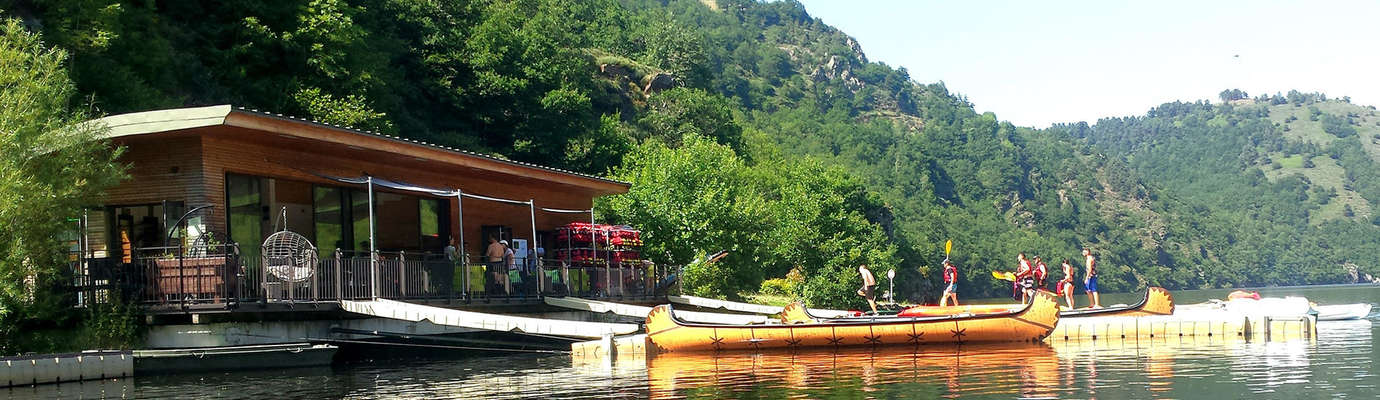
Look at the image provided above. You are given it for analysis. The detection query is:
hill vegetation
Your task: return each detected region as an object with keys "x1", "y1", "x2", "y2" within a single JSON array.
[
  {"x1": 1064, "y1": 92, "x2": 1380, "y2": 288},
  {"x1": 3, "y1": 0, "x2": 1378, "y2": 322}
]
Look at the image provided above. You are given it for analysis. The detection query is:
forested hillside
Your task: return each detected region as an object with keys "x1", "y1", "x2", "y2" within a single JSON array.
[
  {"x1": 4, "y1": 0, "x2": 1377, "y2": 309},
  {"x1": 1060, "y1": 92, "x2": 1380, "y2": 289}
]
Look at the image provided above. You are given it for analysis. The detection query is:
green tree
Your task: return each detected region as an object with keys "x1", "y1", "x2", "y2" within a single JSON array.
[
  {"x1": 636, "y1": 88, "x2": 745, "y2": 152},
  {"x1": 0, "y1": 18, "x2": 127, "y2": 353},
  {"x1": 597, "y1": 137, "x2": 766, "y2": 299},
  {"x1": 596, "y1": 135, "x2": 897, "y2": 307}
]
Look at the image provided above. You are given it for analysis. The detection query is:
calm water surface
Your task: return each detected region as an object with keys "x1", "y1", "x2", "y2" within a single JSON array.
[{"x1": 10, "y1": 285, "x2": 1379, "y2": 399}]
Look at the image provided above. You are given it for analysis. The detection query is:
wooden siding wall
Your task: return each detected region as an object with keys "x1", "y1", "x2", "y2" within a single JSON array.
[
  {"x1": 175, "y1": 129, "x2": 603, "y2": 255},
  {"x1": 104, "y1": 136, "x2": 208, "y2": 216}
]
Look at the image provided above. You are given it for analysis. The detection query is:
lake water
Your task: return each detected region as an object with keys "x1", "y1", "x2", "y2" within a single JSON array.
[{"x1": 9, "y1": 285, "x2": 1378, "y2": 399}]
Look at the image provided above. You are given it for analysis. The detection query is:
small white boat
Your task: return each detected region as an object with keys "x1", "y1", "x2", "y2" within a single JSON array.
[
  {"x1": 1177, "y1": 296, "x2": 1315, "y2": 318},
  {"x1": 1314, "y1": 303, "x2": 1373, "y2": 321}
]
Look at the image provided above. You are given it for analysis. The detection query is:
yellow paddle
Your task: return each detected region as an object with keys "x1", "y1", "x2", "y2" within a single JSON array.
[{"x1": 991, "y1": 270, "x2": 1016, "y2": 281}]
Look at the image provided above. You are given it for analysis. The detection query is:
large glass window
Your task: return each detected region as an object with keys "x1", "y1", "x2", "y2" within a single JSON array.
[
  {"x1": 375, "y1": 192, "x2": 416, "y2": 251},
  {"x1": 314, "y1": 186, "x2": 344, "y2": 258},
  {"x1": 227, "y1": 174, "x2": 263, "y2": 264},
  {"x1": 227, "y1": 178, "x2": 450, "y2": 256},
  {"x1": 420, "y1": 198, "x2": 445, "y2": 251}
]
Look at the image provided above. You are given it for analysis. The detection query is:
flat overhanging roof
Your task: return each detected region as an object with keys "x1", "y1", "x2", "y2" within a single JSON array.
[{"x1": 92, "y1": 105, "x2": 630, "y2": 195}]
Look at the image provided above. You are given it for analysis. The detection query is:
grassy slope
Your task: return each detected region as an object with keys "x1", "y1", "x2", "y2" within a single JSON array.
[{"x1": 1258, "y1": 100, "x2": 1380, "y2": 224}]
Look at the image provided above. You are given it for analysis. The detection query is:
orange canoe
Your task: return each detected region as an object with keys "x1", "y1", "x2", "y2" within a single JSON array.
[
  {"x1": 645, "y1": 291, "x2": 1060, "y2": 354},
  {"x1": 892, "y1": 287, "x2": 1174, "y2": 318}
]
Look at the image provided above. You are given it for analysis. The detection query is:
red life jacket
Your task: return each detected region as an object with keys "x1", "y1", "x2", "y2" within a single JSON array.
[
  {"x1": 943, "y1": 265, "x2": 956, "y2": 283},
  {"x1": 1034, "y1": 262, "x2": 1047, "y2": 284}
]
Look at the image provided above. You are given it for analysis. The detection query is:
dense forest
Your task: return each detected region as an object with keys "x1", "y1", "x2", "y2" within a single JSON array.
[{"x1": 3, "y1": 0, "x2": 1380, "y2": 321}]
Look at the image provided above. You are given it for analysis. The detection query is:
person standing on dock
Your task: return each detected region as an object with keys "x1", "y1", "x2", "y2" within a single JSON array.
[
  {"x1": 940, "y1": 259, "x2": 959, "y2": 306},
  {"x1": 1016, "y1": 253, "x2": 1035, "y2": 304},
  {"x1": 485, "y1": 236, "x2": 505, "y2": 295},
  {"x1": 1083, "y1": 248, "x2": 1101, "y2": 308},
  {"x1": 1058, "y1": 259, "x2": 1076, "y2": 309},
  {"x1": 502, "y1": 240, "x2": 518, "y2": 295},
  {"x1": 445, "y1": 236, "x2": 460, "y2": 264},
  {"x1": 857, "y1": 264, "x2": 879, "y2": 315}
]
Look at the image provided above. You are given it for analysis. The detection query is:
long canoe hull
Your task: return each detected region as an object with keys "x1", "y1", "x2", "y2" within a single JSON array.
[
  {"x1": 645, "y1": 291, "x2": 1060, "y2": 353},
  {"x1": 893, "y1": 287, "x2": 1174, "y2": 319}
]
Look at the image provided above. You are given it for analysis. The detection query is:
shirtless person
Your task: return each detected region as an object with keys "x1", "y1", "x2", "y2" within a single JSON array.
[
  {"x1": 1083, "y1": 248, "x2": 1101, "y2": 308},
  {"x1": 857, "y1": 264, "x2": 879, "y2": 315},
  {"x1": 485, "y1": 236, "x2": 505, "y2": 294},
  {"x1": 940, "y1": 259, "x2": 959, "y2": 307},
  {"x1": 1058, "y1": 259, "x2": 1076, "y2": 309}
]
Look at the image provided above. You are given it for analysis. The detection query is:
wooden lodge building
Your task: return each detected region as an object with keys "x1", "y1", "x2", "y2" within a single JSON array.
[{"x1": 76, "y1": 105, "x2": 647, "y2": 313}]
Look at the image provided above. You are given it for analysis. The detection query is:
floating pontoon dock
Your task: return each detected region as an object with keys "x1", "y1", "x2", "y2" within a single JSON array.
[
  {"x1": 339, "y1": 299, "x2": 639, "y2": 339},
  {"x1": 1047, "y1": 313, "x2": 1314, "y2": 342},
  {"x1": 1, "y1": 351, "x2": 132, "y2": 387}
]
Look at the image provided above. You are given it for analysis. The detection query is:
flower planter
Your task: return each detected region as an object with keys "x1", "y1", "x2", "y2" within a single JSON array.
[{"x1": 153, "y1": 256, "x2": 228, "y2": 300}]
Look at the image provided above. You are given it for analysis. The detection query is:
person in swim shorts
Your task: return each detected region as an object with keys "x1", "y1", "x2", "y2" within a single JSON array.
[
  {"x1": 1016, "y1": 253, "x2": 1035, "y2": 304},
  {"x1": 940, "y1": 259, "x2": 959, "y2": 306},
  {"x1": 857, "y1": 264, "x2": 879, "y2": 315},
  {"x1": 1058, "y1": 258, "x2": 1075, "y2": 309},
  {"x1": 1083, "y1": 247, "x2": 1101, "y2": 308}
]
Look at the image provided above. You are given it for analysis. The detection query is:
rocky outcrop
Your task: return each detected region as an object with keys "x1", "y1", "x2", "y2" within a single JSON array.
[
  {"x1": 642, "y1": 72, "x2": 676, "y2": 95},
  {"x1": 844, "y1": 37, "x2": 867, "y2": 63},
  {"x1": 810, "y1": 55, "x2": 863, "y2": 89},
  {"x1": 996, "y1": 191, "x2": 1036, "y2": 229}
]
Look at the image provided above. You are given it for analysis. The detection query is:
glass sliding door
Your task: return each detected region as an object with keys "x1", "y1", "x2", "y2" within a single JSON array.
[{"x1": 227, "y1": 174, "x2": 264, "y2": 265}]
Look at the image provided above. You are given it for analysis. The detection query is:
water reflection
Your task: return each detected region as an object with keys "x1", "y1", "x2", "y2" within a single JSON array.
[
  {"x1": 645, "y1": 344, "x2": 1063, "y2": 399},
  {"x1": 4, "y1": 289, "x2": 1375, "y2": 399},
  {"x1": 634, "y1": 327, "x2": 1347, "y2": 400}
]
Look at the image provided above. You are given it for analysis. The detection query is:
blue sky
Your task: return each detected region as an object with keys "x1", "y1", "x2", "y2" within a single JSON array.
[{"x1": 795, "y1": 0, "x2": 1380, "y2": 127}]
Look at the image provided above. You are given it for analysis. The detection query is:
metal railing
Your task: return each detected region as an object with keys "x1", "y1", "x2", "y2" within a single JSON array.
[{"x1": 68, "y1": 246, "x2": 677, "y2": 310}]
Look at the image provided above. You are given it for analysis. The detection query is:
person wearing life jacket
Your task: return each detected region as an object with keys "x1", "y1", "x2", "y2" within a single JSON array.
[
  {"x1": 940, "y1": 259, "x2": 959, "y2": 306},
  {"x1": 1083, "y1": 247, "x2": 1101, "y2": 309},
  {"x1": 1016, "y1": 253, "x2": 1035, "y2": 304},
  {"x1": 1033, "y1": 256, "x2": 1048, "y2": 290},
  {"x1": 1057, "y1": 259, "x2": 1076, "y2": 309}
]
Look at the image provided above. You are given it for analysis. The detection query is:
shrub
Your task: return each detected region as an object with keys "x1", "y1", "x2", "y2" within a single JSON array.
[
  {"x1": 759, "y1": 278, "x2": 794, "y2": 296},
  {"x1": 759, "y1": 266, "x2": 806, "y2": 296}
]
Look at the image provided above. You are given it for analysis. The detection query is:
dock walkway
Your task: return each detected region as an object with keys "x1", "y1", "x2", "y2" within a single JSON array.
[{"x1": 339, "y1": 299, "x2": 639, "y2": 339}]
